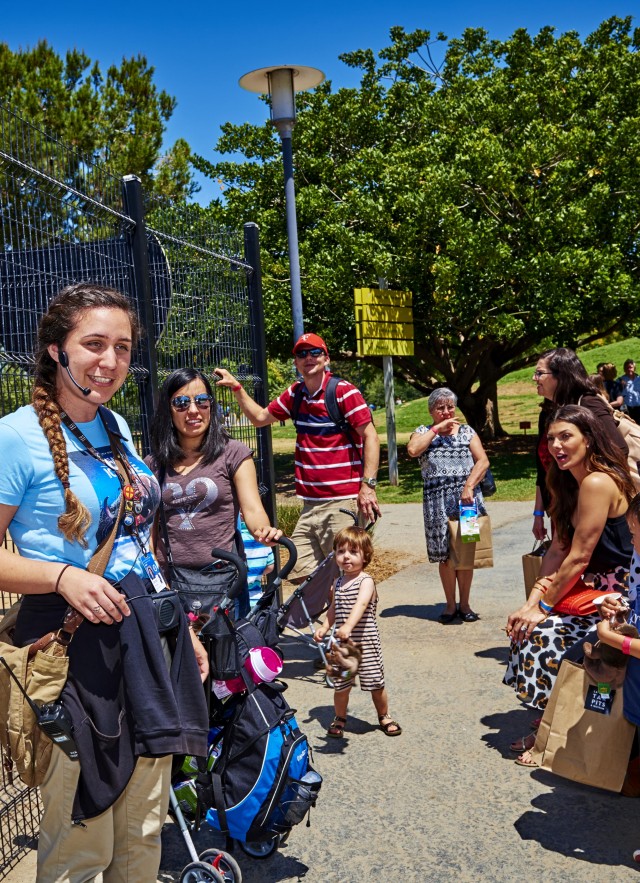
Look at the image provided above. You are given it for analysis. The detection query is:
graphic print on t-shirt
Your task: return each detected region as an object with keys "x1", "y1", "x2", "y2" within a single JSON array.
[
  {"x1": 164, "y1": 477, "x2": 219, "y2": 530},
  {"x1": 68, "y1": 445, "x2": 157, "y2": 573}
]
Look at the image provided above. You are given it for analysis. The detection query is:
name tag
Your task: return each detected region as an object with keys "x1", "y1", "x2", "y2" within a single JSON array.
[{"x1": 141, "y1": 551, "x2": 168, "y2": 593}]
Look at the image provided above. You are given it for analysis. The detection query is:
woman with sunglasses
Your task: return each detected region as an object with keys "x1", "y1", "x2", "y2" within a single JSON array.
[
  {"x1": 531, "y1": 348, "x2": 626, "y2": 542},
  {"x1": 146, "y1": 368, "x2": 281, "y2": 617}
]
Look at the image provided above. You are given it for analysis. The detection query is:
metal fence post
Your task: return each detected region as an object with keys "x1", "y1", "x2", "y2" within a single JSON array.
[
  {"x1": 122, "y1": 174, "x2": 159, "y2": 453},
  {"x1": 244, "y1": 222, "x2": 278, "y2": 531}
]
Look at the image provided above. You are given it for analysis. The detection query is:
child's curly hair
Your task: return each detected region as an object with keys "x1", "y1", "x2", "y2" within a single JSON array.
[{"x1": 333, "y1": 526, "x2": 374, "y2": 567}]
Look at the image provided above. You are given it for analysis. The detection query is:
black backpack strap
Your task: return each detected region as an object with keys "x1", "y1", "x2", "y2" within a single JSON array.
[
  {"x1": 324, "y1": 376, "x2": 359, "y2": 450},
  {"x1": 324, "y1": 376, "x2": 347, "y2": 433},
  {"x1": 211, "y1": 771, "x2": 229, "y2": 834},
  {"x1": 290, "y1": 380, "x2": 304, "y2": 429}
]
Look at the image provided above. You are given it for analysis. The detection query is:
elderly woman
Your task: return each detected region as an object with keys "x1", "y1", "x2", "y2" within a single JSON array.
[
  {"x1": 505, "y1": 405, "x2": 634, "y2": 765},
  {"x1": 407, "y1": 388, "x2": 490, "y2": 623}
]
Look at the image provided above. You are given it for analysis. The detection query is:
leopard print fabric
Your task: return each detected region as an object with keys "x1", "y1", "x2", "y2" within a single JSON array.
[{"x1": 503, "y1": 567, "x2": 629, "y2": 710}]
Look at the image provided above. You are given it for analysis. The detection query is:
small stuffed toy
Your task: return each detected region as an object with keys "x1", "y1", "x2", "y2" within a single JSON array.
[
  {"x1": 583, "y1": 601, "x2": 638, "y2": 690},
  {"x1": 325, "y1": 637, "x2": 363, "y2": 685}
]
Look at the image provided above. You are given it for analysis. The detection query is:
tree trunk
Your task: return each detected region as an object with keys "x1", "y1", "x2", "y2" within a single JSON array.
[{"x1": 459, "y1": 381, "x2": 507, "y2": 439}]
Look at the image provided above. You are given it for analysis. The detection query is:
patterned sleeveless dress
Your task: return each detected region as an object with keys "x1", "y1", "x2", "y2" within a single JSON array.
[
  {"x1": 414, "y1": 423, "x2": 486, "y2": 563},
  {"x1": 333, "y1": 571, "x2": 384, "y2": 692}
]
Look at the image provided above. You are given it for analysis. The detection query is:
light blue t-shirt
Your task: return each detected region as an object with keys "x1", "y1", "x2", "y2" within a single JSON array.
[
  {"x1": 238, "y1": 516, "x2": 274, "y2": 604},
  {"x1": 0, "y1": 405, "x2": 160, "y2": 583}
]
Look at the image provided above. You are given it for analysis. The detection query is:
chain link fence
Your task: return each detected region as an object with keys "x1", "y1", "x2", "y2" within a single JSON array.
[{"x1": 0, "y1": 101, "x2": 273, "y2": 877}]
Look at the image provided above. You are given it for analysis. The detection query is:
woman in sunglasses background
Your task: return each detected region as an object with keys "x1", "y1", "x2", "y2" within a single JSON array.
[
  {"x1": 531, "y1": 348, "x2": 627, "y2": 542},
  {"x1": 146, "y1": 368, "x2": 281, "y2": 617}
]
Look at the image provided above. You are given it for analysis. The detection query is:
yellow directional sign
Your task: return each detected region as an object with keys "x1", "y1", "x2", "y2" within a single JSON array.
[{"x1": 354, "y1": 287, "x2": 414, "y2": 357}]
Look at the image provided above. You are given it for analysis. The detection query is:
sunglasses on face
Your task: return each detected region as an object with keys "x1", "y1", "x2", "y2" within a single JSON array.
[
  {"x1": 294, "y1": 347, "x2": 325, "y2": 358},
  {"x1": 170, "y1": 394, "x2": 213, "y2": 412}
]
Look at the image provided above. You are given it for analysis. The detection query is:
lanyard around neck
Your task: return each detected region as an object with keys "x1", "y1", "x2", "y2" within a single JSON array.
[{"x1": 59, "y1": 409, "x2": 145, "y2": 542}]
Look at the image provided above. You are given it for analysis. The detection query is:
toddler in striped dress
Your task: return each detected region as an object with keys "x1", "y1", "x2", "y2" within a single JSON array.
[{"x1": 314, "y1": 526, "x2": 401, "y2": 739}]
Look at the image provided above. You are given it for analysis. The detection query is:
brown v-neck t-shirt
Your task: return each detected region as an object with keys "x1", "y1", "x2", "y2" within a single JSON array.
[{"x1": 146, "y1": 439, "x2": 252, "y2": 569}]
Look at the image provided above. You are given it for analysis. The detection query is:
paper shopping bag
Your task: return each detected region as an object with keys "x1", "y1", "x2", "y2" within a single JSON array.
[
  {"x1": 530, "y1": 660, "x2": 634, "y2": 792},
  {"x1": 522, "y1": 540, "x2": 550, "y2": 599},
  {"x1": 447, "y1": 515, "x2": 493, "y2": 570}
]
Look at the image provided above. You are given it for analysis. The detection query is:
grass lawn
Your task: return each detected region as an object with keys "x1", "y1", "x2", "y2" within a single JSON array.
[
  {"x1": 271, "y1": 338, "x2": 640, "y2": 509},
  {"x1": 274, "y1": 431, "x2": 537, "y2": 506},
  {"x1": 273, "y1": 390, "x2": 539, "y2": 505}
]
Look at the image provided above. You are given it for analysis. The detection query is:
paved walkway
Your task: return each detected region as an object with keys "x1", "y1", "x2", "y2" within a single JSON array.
[{"x1": 5, "y1": 502, "x2": 639, "y2": 881}]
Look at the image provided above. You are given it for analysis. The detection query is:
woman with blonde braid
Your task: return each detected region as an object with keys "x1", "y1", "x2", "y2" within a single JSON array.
[{"x1": 0, "y1": 283, "x2": 208, "y2": 882}]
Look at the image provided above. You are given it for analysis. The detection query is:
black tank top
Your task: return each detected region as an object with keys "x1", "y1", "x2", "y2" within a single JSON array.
[{"x1": 586, "y1": 514, "x2": 632, "y2": 574}]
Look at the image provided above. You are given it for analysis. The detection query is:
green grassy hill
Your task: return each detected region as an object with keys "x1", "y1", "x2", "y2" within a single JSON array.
[{"x1": 503, "y1": 338, "x2": 640, "y2": 383}]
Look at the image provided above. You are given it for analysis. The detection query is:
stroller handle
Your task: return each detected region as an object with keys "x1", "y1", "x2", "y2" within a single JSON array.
[
  {"x1": 274, "y1": 535, "x2": 298, "y2": 582},
  {"x1": 209, "y1": 547, "x2": 248, "y2": 608},
  {"x1": 338, "y1": 506, "x2": 378, "y2": 533}
]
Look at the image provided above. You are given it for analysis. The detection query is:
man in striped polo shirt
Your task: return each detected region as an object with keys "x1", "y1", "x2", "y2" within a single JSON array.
[{"x1": 215, "y1": 333, "x2": 381, "y2": 581}]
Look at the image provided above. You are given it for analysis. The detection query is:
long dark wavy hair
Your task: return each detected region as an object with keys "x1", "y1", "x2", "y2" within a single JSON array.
[
  {"x1": 546, "y1": 405, "x2": 635, "y2": 546},
  {"x1": 539, "y1": 347, "x2": 598, "y2": 405},
  {"x1": 33, "y1": 282, "x2": 140, "y2": 545},
  {"x1": 149, "y1": 368, "x2": 229, "y2": 470}
]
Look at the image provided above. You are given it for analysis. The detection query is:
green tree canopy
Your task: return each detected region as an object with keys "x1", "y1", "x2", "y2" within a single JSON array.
[
  {"x1": 0, "y1": 40, "x2": 197, "y2": 199},
  {"x1": 195, "y1": 16, "x2": 640, "y2": 434}
]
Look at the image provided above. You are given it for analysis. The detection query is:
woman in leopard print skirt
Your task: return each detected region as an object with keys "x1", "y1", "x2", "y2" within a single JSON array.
[{"x1": 504, "y1": 405, "x2": 634, "y2": 764}]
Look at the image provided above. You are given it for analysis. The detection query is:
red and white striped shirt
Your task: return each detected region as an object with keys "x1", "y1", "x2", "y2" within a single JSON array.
[{"x1": 267, "y1": 372, "x2": 372, "y2": 501}]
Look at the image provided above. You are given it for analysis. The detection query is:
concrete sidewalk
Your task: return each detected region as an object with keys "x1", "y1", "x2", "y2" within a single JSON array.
[{"x1": 5, "y1": 501, "x2": 639, "y2": 881}]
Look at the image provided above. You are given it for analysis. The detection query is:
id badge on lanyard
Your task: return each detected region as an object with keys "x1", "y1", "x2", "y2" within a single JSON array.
[{"x1": 140, "y1": 550, "x2": 168, "y2": 593}]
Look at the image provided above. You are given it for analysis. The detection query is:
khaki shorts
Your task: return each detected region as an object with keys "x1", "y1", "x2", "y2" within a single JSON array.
[{"x1": 289, "y1": 498, "x2": 360, "y2": 581}]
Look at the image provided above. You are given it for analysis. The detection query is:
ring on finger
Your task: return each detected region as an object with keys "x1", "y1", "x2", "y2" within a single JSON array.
[{"x1": 93, "y1": 605, "x2": 102, "y2": 615}]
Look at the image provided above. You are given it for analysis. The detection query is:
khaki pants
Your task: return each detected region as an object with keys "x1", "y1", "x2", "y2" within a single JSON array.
[
  {"x1": 289, "y1": 498, "x2": 359, "y2": 581},
  {"x1": 37, "y1": 751, "x2": 172, "y2": 883}
]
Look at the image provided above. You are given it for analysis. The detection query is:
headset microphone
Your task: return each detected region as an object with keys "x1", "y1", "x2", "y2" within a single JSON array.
[{"x1": 58, "y1": 351, "x2": 91, "y2": 396}]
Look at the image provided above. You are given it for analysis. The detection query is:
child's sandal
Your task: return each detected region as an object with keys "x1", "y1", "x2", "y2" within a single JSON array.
[
  {"x1": 327, "y1": 715, "x2": 346, "y2": 738},
  {"x1": 379, "y1": 715, "x2": 402, "y2": 737}
]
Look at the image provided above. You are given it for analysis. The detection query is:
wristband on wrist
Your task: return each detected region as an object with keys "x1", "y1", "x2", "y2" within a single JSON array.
[
  {"x1": 54, "y1": 563, "x2": 72, "y2": 594},
  {"x1": 533, "y1": 510, "x2": 545, "y2": 517},
  {"x1": 622, "y1": 636, "x2": 633, "y2": 656},
  {"x1": 538, "y1": 599, "x2": 553, "y2": 614},
  {"x1": 430, "y1": 426, "x2": 439, "y2": 435},
  {"x1": 231, "y1": 382, "x2": 242, "y2": 392}
]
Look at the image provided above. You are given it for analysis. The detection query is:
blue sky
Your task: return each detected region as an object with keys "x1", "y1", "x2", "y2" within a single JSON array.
[{"x1": 3, "y1": 1, "x2": 638, "y2": 204}]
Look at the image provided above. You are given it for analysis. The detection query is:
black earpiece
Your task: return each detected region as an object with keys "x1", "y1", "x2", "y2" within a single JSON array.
[{"x1": 58, "y1": 350, "x2": 91, "y2": 396}]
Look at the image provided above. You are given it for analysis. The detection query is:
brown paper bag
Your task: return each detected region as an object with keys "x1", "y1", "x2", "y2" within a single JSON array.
[
  {"x1": 447, "y1": 515, "x2": 493, "y2": 570},
  {"x1": 522, "y1": 540, "x2": 551, "y2": 599},
  {"x1": 530, "y1": 659, "x2": 634, "y2": 792}
]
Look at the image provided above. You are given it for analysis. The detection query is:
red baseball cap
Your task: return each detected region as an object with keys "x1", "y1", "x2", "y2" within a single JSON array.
[{"x1": 292, "y1": 333, "x2": 328, "y2": 355}]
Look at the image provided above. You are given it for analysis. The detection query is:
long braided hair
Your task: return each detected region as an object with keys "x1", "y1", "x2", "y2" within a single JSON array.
[{"x1": 32, "y1": 283, "x2": 140, "y2": 545}]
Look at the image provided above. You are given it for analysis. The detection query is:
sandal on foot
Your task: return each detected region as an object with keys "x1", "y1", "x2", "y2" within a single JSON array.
[
  {"x1": 327, "y1": 715, "x2": 346, "y2": 738},
  {"x1": 379, "y1": 715, "x2": 402, "y2": 737},
  {"x1": 514, "y1": 750, "x2": 538, "y2": 768},
  {"x1": 509, "y1": 733, "x2": 536, "y2": 753}
]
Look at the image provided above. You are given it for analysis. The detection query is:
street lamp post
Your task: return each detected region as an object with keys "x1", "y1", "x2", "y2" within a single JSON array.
[{"x1": 239, "y1": 65, "x2": 325, "y2": 344}]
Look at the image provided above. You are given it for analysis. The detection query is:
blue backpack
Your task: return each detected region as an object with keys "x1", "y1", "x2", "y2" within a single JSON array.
[{"x1": 203, "y1": 682, "x2": 322, "y2": 843}]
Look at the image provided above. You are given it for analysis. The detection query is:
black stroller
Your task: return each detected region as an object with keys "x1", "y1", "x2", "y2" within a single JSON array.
[{"x1": 169, "y1": 538, "x2": 322, "y2": 881}]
